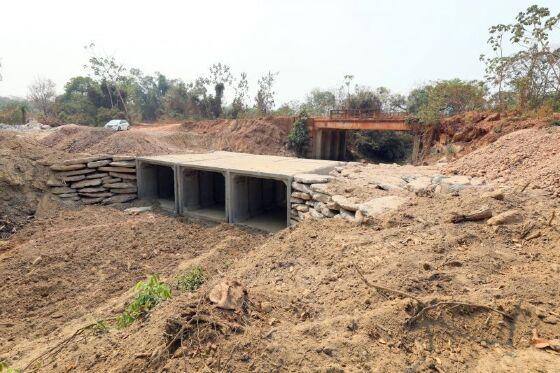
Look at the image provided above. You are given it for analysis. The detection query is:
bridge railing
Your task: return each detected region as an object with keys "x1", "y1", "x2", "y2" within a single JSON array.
[{"x1": 328, "y1": 109, "x2": 407, "y2": 120}]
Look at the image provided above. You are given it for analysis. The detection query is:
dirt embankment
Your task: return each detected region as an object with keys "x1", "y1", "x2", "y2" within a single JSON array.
[
  {"x1": 2, "y1": 188, "x2": 559, "y2": 372},
  {"x1": 0, "y1": 132, "x2": 65, "y2": 239},
  {"x1": 39, "y1": 117, "x2": 294, "y2": 157},
  {"x1": 181, "y1": 117, "x2": 293, "y2": 155}
]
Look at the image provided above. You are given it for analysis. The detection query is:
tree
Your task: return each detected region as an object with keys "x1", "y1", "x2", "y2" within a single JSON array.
[
  {"x1": 408, "y1": 80, "x2": 487, "y2": 124},
  {"x1": 302, "y1": 89, "x2": 336, "y2": 116},
  {"x1": 481, "y1": 5, "x2": 560, "y2": 110},
  {"x1": 255, "y1": 71, "x2": 278, "y2": 114},
  {"x1": 28, "y1": 77, "x2": 56, "y2": 117},
  {"x1": 231, "y1": 72, "x2": 249, "y2": 118},
  {"x1": 84, "y1": 43, "x2": 130, "y2": 121},
  {"x1": 288, "y1": 110, "x2": 310, "y2": 156}
]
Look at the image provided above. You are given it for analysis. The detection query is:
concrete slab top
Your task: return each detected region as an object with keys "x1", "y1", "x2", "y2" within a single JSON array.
[{"x1": 137, "y1": 151, "x2": 344, "y2": 178}]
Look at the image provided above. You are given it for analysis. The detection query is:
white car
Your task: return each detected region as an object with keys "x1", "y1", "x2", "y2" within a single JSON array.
[{"x1": 104, "y1": 119, "x2": 130, "y2": 131}]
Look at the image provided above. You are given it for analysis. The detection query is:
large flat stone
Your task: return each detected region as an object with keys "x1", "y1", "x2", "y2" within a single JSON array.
[
  {"x1": 50, "y1": 163, "x2": 86, "y2": 171},
  {"x1": 51, "y1": 186, "x2": 75, "y2": 195},
  {"x1": 332, "y1": 195, "x2": 358, "y2": 211},
  {"x1": 98, "y1": 166, "x2": 136, "y2": 173},
  {"x1": 358, "y1": 196, "x2": 407, "y2": 217},
  {"x1": 294, "y1": 173, "x2": 332, "y2": 184},
  {"x1": 109, "y1": 172, "x2": 136, "y2": 180},
  {"x1": 55, "y1": 168, "x2": 96, "y2": 177},
  {"x1": 62, "y1": 155, "x2": 111, "y2": 165},
  {"x1": 109, "y1": 161, "x2": 136, "y2": 168},
  {"x1": 71, "y1": 179, "x2": 103, "y2": 189},
  {"x1": 87, "y1": 160, "x2": 111, "y2": 168},
  {"x1": 103, "y1": 182, "x2": 136, "y2": 189},
  {"x1": 103, "y1": 194, "x2": 137, "y2": 204}
]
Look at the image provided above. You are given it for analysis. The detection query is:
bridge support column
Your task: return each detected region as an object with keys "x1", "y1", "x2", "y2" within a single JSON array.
[
  {"x1": 411, "y1": 135, "x2": 420, "y2": 164},
  {"x1": 313, "y1": 129, "x2": 323, "y2": 159}
]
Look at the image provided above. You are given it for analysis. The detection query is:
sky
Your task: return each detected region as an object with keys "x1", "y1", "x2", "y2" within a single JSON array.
[{"x1": 0, "y1": 0, "x2": 558, "y2": 105}]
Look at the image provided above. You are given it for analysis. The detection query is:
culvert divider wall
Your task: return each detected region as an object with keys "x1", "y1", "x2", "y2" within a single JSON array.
[{"x1": 136, "y1": 152, "x2": 343, "y2": 231}]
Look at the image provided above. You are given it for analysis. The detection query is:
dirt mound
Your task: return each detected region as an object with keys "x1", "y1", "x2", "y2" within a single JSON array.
[
  {"x1": 447, "y1": 126, "x2": 560, "y2": 198},
  {"x1": 0, "y1": 132, "x2": 66, "y2": 238},
  {"x1": 39, "y1": 125, "x2": 173, "y2": 156},
  {"x1": 4, "y1": 188, "x2": 559, "y2": 372},
  {"x1": 0, "y1": 205, "x2": 267, "y2": 368},
  {"x1": 40, "y1": 118, "x2": 294, "y2": 157},
  {"x1": 181, "y1": 117, "x2": 293, "y2": 156}
]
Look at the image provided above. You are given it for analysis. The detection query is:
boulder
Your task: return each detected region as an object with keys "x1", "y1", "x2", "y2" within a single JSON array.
[
  {"x1": 208, "y1": 280, "x2": 247, "y2": 310},
  {"x1": 103, "y1": 194, "x2": 137, "y2": 204},
  {"x1": 331, "y1": 195, "x2": 358, "y2": 212},
  {"x1": 104, "y1": 182, "x2": 136, "y2": 189},
  {"x1": 406, "y1": 176, "x2": 433, "y2": 193},
  {"x1": 62, "y1": 155, "x2": 110, "y2": 165},
  {"x1": 310, "y1": 183, "x2": 333, "y2": 195},
  {"x1": 50, "y1": 163, "x2": 86, "y2": 171},
  {"x1": 358, "y1": 196, "x2": 407, "y2": 217},
  {"x1": 71, "y1": 179, "x2": 102, "y2": 189},
  {"x1": 290, "y1": 196, "x2": 305, "y2": 204},
  {"x1": 55, "y1": 168, "x2": 96, "y2": 177},
  {"x1": 86, "y1": 173, "x2": 109, "y2": 179},
  {"x1": 81, "y1": 197, "x2": 105, "y2": 205},
  {"x1": 109, "y1": 172, "x2": 136, "y2": 180},
  {"x1": 291, "y1": 191, "x2": 311, "y2": 200},
  {"x1": 79, "y1": 192, "x2": 113, "y2": 198},
  {"x1": 111, "y1": 187, "x2": 138, "y2": 194},
  {"x1": 87, "y1": 160, "x2": 111, "y2": 168},
  {"x1": 102, "y1": 177, "x2": 121, "y2": 183},
  {"x1": 292, "y1": 181, "x2": 312, "y2": 194},
  {"x1": 339, "y1": 208, "x2": 356, "y2": 222},
  {"x1": 312, "y1": 192, "x2": 331, "y2": 204},
  {"x1": 309, "y1": 209, "x2": 325, "y2": 219},
  {"x1": 79, "y1": 186, "x2": 107, "y2": 193},
  {"x1": 60, "y1": 175, "x2": 87, "y2": 182},
  {"x1": 51, "y1": 186, "x2": 75, "y2": 195},
  {"x1": 112, "y1": 155, "x2": 136, "y2": 162},
  {"x1": 293, "y1": 204, "x2": 309, "y2": 212},
  {"x1": 487, "y1": 210, "x2": 523, "y2": 225},
  {"x1": 294, "y1": 173, "x2": 332, "y2": 184},
  {"x1": 98, "y1": 166, "x2": 136, "y2": 173},
  {"x1": 316, "y1": 202, "x2": 336, "y2": 218},
  {"x1": 109, "y1": 161, "x2": 136, "y2": 168}
]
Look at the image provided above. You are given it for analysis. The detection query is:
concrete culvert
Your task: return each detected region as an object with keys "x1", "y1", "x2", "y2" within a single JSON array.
[
  {"x1": 180, "y1": 168, "x2": 227, "y2": 222},
  {"x1": 137, "y1": 162, "x2": 176, "y2": 211},
  {"x1": 230, "y1": 174, "x2": 288, "y2": 231}
]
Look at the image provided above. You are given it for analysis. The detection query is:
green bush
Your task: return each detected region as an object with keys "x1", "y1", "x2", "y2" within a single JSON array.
[
  {"x1": 177, "y1": 267, "x2": 206, "y2": 292},
  {"x1": 549, "y1": 119, "x2": 560, "y2": 127},
  {"x1": 288, "y1": 111, "x2": 310, "y2": 157},
  {"x1": 117, "y1": 275, "x2": 171, "y2": 328}
]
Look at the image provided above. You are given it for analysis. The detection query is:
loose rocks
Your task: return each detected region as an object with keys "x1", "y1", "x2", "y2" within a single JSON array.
[{"x1": 48, "y1": 154, "x2": 137, "y2": 205}]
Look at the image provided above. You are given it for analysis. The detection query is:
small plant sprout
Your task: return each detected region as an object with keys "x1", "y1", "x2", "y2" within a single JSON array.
[
  {"x1": 117, "y1": 275, "x2": 171, "y2": 328},
  {"x1": 177, "y1": 266, "x2": 206, "y2": 292}
]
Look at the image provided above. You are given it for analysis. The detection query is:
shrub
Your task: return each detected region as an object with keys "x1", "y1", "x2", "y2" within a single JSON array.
[
  {"x1": 288, "y1": 111, "x2": 310, "y2": 157},
  {"x1": 549, "y1": 119, "x2": 560, "y2": 127},
  {"x1": 177, "y1": 267, "x2": 206, "y2": 292},
  {"x1": 117, "y1": 275, "x2": 171, "y2": 328}
]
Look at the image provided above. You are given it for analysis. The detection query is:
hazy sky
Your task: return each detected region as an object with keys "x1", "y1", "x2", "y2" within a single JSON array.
[{"x1": 0, "y1": 0, "x2": 558, "y2": 104}]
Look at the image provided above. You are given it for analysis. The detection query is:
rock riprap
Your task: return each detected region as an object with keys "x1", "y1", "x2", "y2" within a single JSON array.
[{"x1": 48, "y1": 155, "x2": 137, "y2": 205}]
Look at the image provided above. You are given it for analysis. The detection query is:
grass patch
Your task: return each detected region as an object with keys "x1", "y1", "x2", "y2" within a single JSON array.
[
  {"x1": 0, "y1": 361, "x2": 20, "y2": 373},
  {"x1": 117, "y1": 275, "x2": 171, "y2": 328},
  {"x1": 549, "y1": 119, "x2": 560, "y2": 127},
  {"x1": 177, "y1": 267, "x2": 206, "y2": 292}
]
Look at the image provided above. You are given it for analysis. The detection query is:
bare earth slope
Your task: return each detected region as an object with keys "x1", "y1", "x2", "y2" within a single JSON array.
[{"x1": 447, "y1": 126, "x2": 560, "y2": 198}]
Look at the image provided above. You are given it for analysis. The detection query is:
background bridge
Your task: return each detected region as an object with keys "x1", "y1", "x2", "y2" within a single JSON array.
[{"x1": 307, "y1": 110, "x2": 420, "y2": 162}]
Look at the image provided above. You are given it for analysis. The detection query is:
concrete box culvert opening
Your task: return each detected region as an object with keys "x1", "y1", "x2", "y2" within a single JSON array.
[
  {"x1": 137, "y1": 161, "x2": 176, "y2": 212},
  {"x1": 230, "y1": 174, "x2": 288, "y2": 232},
  {"x1": 179, "y1": 168, "x2": 227, "y2": 222}
]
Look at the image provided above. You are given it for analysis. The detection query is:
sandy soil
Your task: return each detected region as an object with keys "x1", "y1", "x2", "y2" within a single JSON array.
[{"x1": 1, "y1": 116, "x2": 560, "y2": 372}]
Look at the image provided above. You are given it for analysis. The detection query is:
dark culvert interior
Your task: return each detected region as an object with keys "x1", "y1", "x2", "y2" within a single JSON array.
[
  {"x1": 139, "y1": 163, "x2": 175, "y2": 210},
  {"x1": 181, "y1": 169, "x2": 226, "y2": 221},
  {"x1": 231, "y1": 175, "x2": 287, "y2": 231}
]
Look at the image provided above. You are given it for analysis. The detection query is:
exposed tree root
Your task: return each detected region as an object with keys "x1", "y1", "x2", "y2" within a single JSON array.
[{"x1": 353, "y1": 263, "x2": 512, "y2": 327}]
